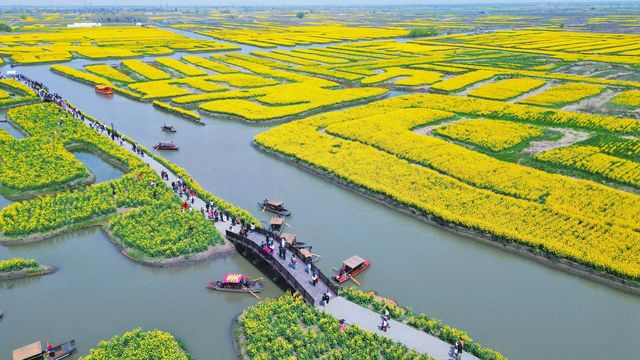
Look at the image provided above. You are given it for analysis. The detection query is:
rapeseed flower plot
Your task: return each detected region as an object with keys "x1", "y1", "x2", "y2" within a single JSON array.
[
  {"x1": 0, "y1": 26, "x2": 237, "y2": 64},
  {"x1": 612, "y1": 90, "x2": 640, "y2": 108},
  {"x1": 535, "y1": 146, "x2": 640, "y2": 187},
  {"x1": 199, "y1": 84, "x2": 387, "y2": 121},
  {"x1": 520, "y1": 82, "x2": 605, "y2": 107},
  {"x1": 85, "y1": 64, "x2": 135, "y2": 83},
  {"x1": 121, "y1": 60, "x2": 171, "y2": 80},
  {"x1": 156, "y1": 57, "x2": 207, "y2": 76},
  {"x1": 361, "y1": 67, "x2": 443, "y2": 86},
  {"x1": 434, "y1": 119, "x2": 543, "y2": 151},
  {"x1": 195, "y1": 24, "x2": 407, "y2": 47},
  {"x1": 80, "y1": 328, "x2": 189, "y2": 360},
  {"x1": 0, "y1": 79, "x2": 38, "y2": 97},
  {"x1": 182, "y1": 55, "x2": 238, "y2": 74},
  {"x1": 430, "y1": 70, "x2": 498, "y2": 91},
  {"x1": 467, "y1": 78, "x2": 546, "y2": 100},
  {"x1": 0, "y1": 258, "x2": 38, "y2": 273},
  {"x1": 51, "y1": 65, "x2": 113, "y2": 86},
  {"x1": 0, "y1": 138, "x2": 90, "y2": 194}
]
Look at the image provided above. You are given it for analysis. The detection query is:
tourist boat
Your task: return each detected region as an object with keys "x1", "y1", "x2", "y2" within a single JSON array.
[
  {"x1": 207, "y1": 273, "x2": 263, "y2": 293},
  {"x1": 153, "y1": 140, "x2": 179, "y2": 150},
  {"x1": 161, "y1": 124, "x2": 176, "y2": 133},
  {"x1": 94, "y1": 84, "x2": 114, "y2": 96},
  {"x1": 13, "y1": 339, "x2": 77, "y2": 360},
  {"x1": 269, "y1": 215, "x2": 285, "y2": 232},
  {"x1": 258, "y1": 198, "x2": 291, "y2": 216},
  {"x1": 333, "y1": 255, "x2": 371, "y2": 284}
]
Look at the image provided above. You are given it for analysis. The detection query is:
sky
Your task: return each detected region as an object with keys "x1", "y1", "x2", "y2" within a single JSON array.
[{"x1": 2, "y1": 0, "x2": 628, "y2": 7}]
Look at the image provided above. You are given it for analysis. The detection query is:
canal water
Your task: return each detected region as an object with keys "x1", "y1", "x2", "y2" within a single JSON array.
[
  {"x1": 72, "y1": 152, "x2": 124, "y2": 184},
  {"x1": 1, "y1": 54, "x2": 639, "y2": 360}
]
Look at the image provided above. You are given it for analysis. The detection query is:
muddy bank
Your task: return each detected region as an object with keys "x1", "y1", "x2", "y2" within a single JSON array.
[{"x1": 0, "y1": 264, "x2": 55, "y2": 281}]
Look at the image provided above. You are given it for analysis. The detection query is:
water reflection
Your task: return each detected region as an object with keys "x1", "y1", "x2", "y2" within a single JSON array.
[{"x1": 72, "y1": 151, "x2": 124, "y2": 183}]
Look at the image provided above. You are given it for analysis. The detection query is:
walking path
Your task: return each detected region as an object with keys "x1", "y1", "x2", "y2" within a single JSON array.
[{"x1": 325, "y1": 297, "x2": 478, "y2": 360}]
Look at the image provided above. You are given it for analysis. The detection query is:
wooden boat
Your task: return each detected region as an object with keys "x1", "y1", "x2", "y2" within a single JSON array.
[
  {"x1": 333, "y1": 255, "x2": 371, "y2": 284},
  {"x1": 281, "y1": 233, "x2": 297, "y2": 247},
  {"x1": 161, "y1": 124, "x2": 176, "y2": 132},
  {"x1": 258, "y1": 198, "x2": 291, "y2": 216},
  {"x1": 94, "y1": 84, "x2": 113, "y2": 96},
  {"x1": 269, "y1": 215, "x2": 285, "y2": 232},
  {"x1": 207, "y1": 273, "x2": 263, "y2": 293},
  {"x1": 153, "y1": 140, "x2": 179, "y2": 150},
  {"x1": 13, "y1": 340, "x2": 77, "y2": 360}
]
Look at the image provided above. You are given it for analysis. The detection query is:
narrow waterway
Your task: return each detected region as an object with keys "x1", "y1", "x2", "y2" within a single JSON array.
[
  {"x1": 72, "y1": 152, "x2": 124, "y2": 184},
  {"x1": 0, "y1": 115, "x2": 25, "y2": 139},
  {"x1": 1, "y1": 57, "x2": 639, "y2": 360}
]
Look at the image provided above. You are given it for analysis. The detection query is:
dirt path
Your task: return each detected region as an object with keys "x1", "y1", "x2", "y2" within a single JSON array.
[
  {"x1": 523, "y1": 127, "x2": 590, "y2": 154},
  {"x1": 562, "y1": 89, "x2": 616, "y2": 113},
  {"x1": 509, "y1": 81, "x2": 555, "y2": 104}
]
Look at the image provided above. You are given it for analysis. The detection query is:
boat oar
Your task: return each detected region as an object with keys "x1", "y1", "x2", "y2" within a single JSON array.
[
  {"x1": 252, "y1": 277, "x2": 263, "y2": 282},
  {"x1": 245, "y1": 286, "x2": 261, "y2": 300},
  {"x1": 332, "y1": 267, "x2": 361, "y2": 286}
]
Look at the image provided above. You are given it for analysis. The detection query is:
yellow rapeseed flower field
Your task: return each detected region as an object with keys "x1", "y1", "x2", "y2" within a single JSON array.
[
  {"x1": 433, "y1": 119, "x2": 543, "y2": 151},
  {"x1": 255, "y1": 94, "x2": 640, "y2": 280}
]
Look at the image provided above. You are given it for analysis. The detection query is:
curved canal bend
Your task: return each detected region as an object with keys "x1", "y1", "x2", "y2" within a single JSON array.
[{"x1": 1, "y1": 52, "x2": 639, "y2": 360}]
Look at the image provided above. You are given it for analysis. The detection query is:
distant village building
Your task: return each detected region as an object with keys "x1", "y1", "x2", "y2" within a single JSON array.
[{"x1": 66, "y1": 22, "x2": 102, "y2": 28}]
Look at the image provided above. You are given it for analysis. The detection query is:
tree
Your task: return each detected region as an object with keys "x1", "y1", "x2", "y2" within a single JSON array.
[
  {"x1": 0, "y1": 23, "x2": 12, "y2": 32},
  {"x1": 296, "y1": 12, "x2": 305, "y2": 19},
  {"x1": 407, "y1": 27, "x2": 438, "y2": 38}
]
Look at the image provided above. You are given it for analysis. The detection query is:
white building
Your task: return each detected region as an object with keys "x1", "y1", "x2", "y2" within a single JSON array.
[{"x1": 66, "y1": 23, "x2": 102, "y2": 28}]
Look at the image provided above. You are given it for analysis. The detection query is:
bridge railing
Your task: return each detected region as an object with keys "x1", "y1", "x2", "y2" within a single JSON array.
[{"x1": 226, "y1": 230, "x2": 316, "y2": 305}]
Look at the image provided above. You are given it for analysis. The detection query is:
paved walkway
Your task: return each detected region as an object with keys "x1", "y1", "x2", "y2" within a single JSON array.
[{"x1": 325, "y1": 297, "x2": 478, "y2": 360}]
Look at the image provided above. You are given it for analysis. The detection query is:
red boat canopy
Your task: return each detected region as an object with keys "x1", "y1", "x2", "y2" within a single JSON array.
[{"x1": 222, "y1": 273, "x2": 246, "y2": 284}]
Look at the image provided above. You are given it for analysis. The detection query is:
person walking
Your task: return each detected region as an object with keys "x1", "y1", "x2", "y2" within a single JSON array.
[
  {"x1": 311, "y1": 271, "x2": 319, "y2": 286},
  {"x1": 455, "y1": 338, "x2": 464, "y2": 360},
  {"x1": 321, "y1": 291, "x2": 331, "y2": 307},
  {"x1": 380, "y1": 317, "x2": 389, "y2": 332}
]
